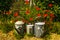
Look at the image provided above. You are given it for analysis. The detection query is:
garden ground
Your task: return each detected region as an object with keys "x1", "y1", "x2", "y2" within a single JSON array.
[{"x1": 0, "y1": 30, "x2": 60, "y2": 40}]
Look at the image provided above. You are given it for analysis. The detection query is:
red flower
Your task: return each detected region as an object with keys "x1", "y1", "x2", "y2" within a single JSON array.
[
  {"x1": 25, "y1": 0, "x2": 29, "y2": 1},
  {"x1": 48, "y1": 3, "x2": 53, "y2": 7},
  {"x1": 26, "y1": 10, "x2": 30, "y2": 15},
  {"x1": 35, "y1": 6, "x2": 40, "y2": 11},
  {"x1": 22, "y1": 20, "x2": 25, "y2": 22},
  {"x1": 6, "y1": 11, "x2": 10, "y2": 15},
  {"x1": 37, "y1": 14, "x2": 41, "y2": 17},
  {"x1": 50, "y1": 18, "x2": 53, "y2": 21},
  {"x1": 29, "y1": 18, "x2": 33, "y2": 21},
  {"x1": 22, "y1": 19, "x2": 29, "y2": 23},
  {"x1": 25, "y1": 20, "x2": 29, "y2": 23},
  {"x1": 44, "y1": 14, "x2": 48, "y2": 18},
  {"x1": 14, "y1": 12, "x2": 18, "y2": 17},
  {"x1": 25, "y1": 1, "x2": 29, "y2": 4},
  {"x1": 45, "y1": 10, "x2": 50, "y2": 12},
  {"x1": 50, "y1": 13, "x2": 54, "y2": 18}
]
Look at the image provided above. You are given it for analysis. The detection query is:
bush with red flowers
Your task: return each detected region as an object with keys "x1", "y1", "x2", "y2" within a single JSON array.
[
  {"x1": 25, "y1": 0, "x2": 29, "y2": 4},
  {"x1": 14, "y1": 12, "x2": 19, "y2": 17},
  {"x1": 0, "y1": 0, "x2": 60, "y2": 36}
]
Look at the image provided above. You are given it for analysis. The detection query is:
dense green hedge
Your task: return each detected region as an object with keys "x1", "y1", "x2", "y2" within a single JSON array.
[{"x1": 0, "y1": 0, "x2": 14, "y2": 11}]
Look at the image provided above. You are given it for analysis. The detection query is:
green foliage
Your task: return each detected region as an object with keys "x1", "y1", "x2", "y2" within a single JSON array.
[
  {"x1": 0, "y1": 21, "x2": 14, "y2": 33},
  {"x1": 14, "y1": 29, "x2": 24, "y2": 40},
  {"x1": 44, "y1": 33, "x2": 51, "y2": 40},
  {"x1": 51, "y1": 22, "x2": 60, "y2": 34},
  {"x1": 0, "y1": 0, "x2": 14, "y2": 11},
  {"x1": 0, "y1": 0, "x2": 60, "y2": 38}
]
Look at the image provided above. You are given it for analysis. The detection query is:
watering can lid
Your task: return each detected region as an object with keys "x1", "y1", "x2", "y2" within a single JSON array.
[
  {"x1": 35, "y1": 22, "x2": 45, "y2": 25},
  {"x1": 15, "y1": 21, "x2": 24, "y2": 24}
]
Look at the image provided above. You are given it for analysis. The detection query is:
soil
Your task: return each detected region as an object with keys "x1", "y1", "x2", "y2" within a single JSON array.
[{"x1": 0, "y1": 30, "x2": 60, "y2": 40}]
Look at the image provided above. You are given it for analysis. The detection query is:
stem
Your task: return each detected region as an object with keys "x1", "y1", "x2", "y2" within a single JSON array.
[{"x1": 30, "y1": 0, "x2": 32, "y2": 7}]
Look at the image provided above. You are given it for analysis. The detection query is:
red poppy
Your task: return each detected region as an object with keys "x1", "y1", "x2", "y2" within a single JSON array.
[
  {"x1": 25, "y1": 20, "x2": 29, "y2": 23},
  {"x1": 6, "y1": 11, "x2": 10, "y2": 15},
  {"x1": 50, "y1": 13, "x2": 55, "y2": 18},
  {"x1": 14, "y1": 12, "x2": 18, "y2": 17},
  {"x1": 25, "y1": 1, "x2": 29, "y2": 4},
  {"x1": 44, "y1": 14, "x2": 48, "y2": 18},
  {"x1": 50, "y1": 18, "x2": 53, "y2": 21},
  {"x1": 35, "y1": 6, "x2": 40, "y2": 11},
  {"x1": 26, "y1": 10, "x2": 30, "y2": 15},
  {"x1": 37, "y1": 14, "x2": 41, "y2": 17},
  {"x1": 29, "y1": 18, "x2": 33, "y2": 21},
  {"x1": 22, "y1": 19, "x2": 26, "y2": 23},
  {"x1": 22, "y1": 19, "x2": 29, "y2": 23},
  {"x1": 48, "y1": 3, "x2": 53, "y2": 7},
  {"x1": 45, "y1": 10, "x2": 50, "y2": 12}
]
